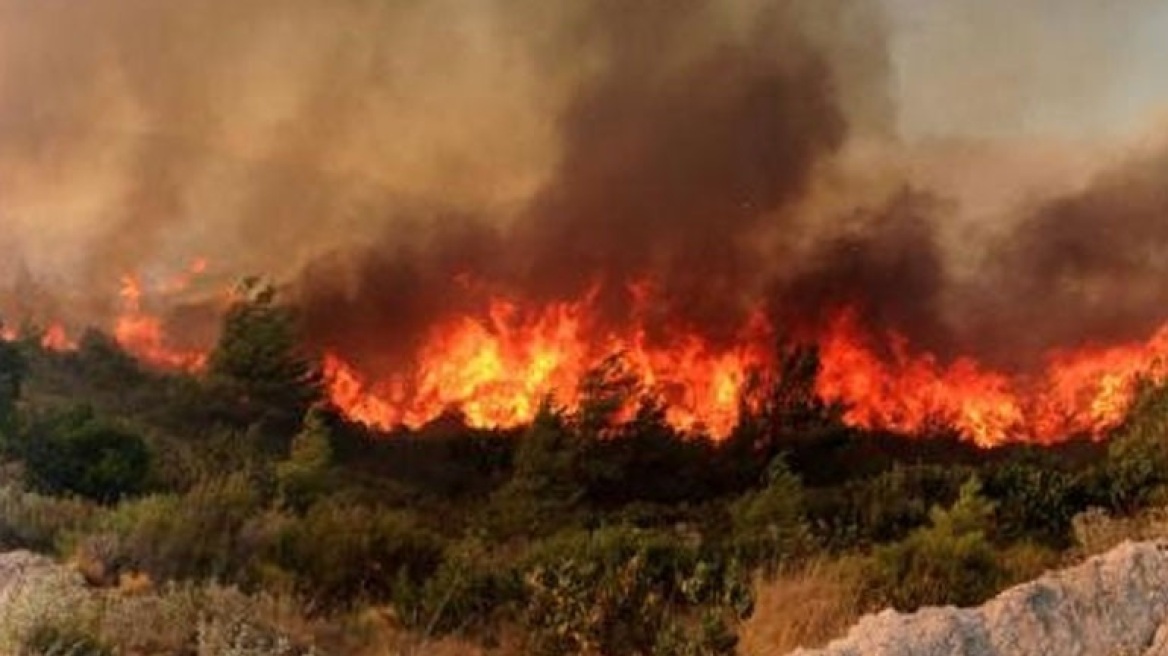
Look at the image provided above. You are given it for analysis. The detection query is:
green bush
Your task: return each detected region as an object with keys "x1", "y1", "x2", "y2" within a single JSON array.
[
  {"x1": 730, "y1": 457, "x2": 812, "y2": 570},
  {"x1": 270, "y1": 497, "x2": 444, "y2": 610},
  {"x1": 79, "y1": 473, "x2": 267, "y2": 583},
  {"x1": 0, "y1": 336, "x2": 24, "y2": 440},
  {"x1": 21, "y1": 408, "x2": 151, "y2": 503},
  {"x1": 397, "y1": 538, "x2": 523, "y2": 638},
  {"x1": 868, "y1": 478, "x2": 1005, "y2": 610},
  {"x1": 521, "y1": 526, "x2": 751, "y2": 656},
  {"x1": 486, "y1": 403, "x2": 585, "y2": 538},
  {"x1": 983, "y1": 455, "x2": 1080, "y2": 546},
  {"x1": 1105, "y1": 380, "x2": 1168, "y2": 511},
  {"x1": 808, "y1": 464, "x2": 971, "y2": 550}
]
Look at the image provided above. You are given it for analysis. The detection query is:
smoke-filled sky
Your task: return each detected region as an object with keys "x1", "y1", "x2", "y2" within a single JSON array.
[{"x1": 3, "y1": 0, "x2": 1168, "y2": 370}]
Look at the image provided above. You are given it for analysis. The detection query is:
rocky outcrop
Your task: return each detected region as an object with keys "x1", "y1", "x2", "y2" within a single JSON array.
[{"x1": 794, "y1": 541, "x2": 1168, "y2": 656}]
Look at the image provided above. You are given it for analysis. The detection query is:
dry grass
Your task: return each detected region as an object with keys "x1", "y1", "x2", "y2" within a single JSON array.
[
  {"x1": 737, "y1": 557, "x2": 870, "y2": 656},
  {"x1": 1072, "y1": 506, "x2": 1168, "y2": 557},
  {"x1": 307, "y1": 606, "x2": 523, "y2": 656}
]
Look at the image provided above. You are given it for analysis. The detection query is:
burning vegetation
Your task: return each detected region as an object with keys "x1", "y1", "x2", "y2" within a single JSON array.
[
  {"x1": 5, "y1": 2, "x2": 1168, "y2": 449},
  {"x1": 9, "y1": 4, "x2": 1168, "y2": 653}
]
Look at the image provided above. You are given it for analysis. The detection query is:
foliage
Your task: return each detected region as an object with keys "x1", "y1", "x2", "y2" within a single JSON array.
[
  {"x1": 398, "y1": 538, "x2": 523, "y2": 639},
  {"x1": 0, "y1": 557, "x2": 101, "y2": 656},
  {"x1": 808, "y1": 464, "x2": 971, "y2": 550},
  {"x1": 487, "y1": 402, "x2": 585, "y2": 537},
  {"x1": 79, "y1": 473, "x2": 268, "y2": 583},
  {"x1": 21, "y1": 407, "x2": 151, "y2": 504},
  {"x1": 982, "y1": 452, "x2": 1081, "y2": 546},
  {"x1": 728, "y1": 345, "x2": 846, "y2": 475},
  {"x1": 1104, "y1": 378, "x2": 1168, "y2": 511},
  {"x1": 521, "y1": 526, "x2": 752, "y2": 656},
  {"x1": 207, "y1": 280, "x2": 322, "y2": 451},
  {"x1": 868, "y1": 478, "x2": 1004, "y2": 610},
  {"x1": 730, "y1": 457, "x2": 812, "y2": 570},
  {"x1": 269, "y1": 497, "x2": 444, "y2": 610},
  {"x1": 276, "y1": 409, "x2": 335, "y2": 511},
  {"x1": 21, "y1": 623, "x2": 115, "y2": 656},
  {"x1": 68, "y1": 330, "x2": 144, "y2": 390},
  {"x1": 0, "y1": 485, "x2": 95, "y2": 553}
]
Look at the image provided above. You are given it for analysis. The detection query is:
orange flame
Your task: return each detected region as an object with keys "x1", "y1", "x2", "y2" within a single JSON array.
[
  {"x1": 40, "y1": 323, "x2": 76, "y2": 351},
  {"x1": 814, "y1": 310, "x2": 1168, "y2": 446},
  {"x1": 323, "y1": 295, "x2": 770, "y2": 437},
  {"x1": 324, "y1": 298, "x2": 1168, "y2": 445},
  {"x1": 113, "y1": 269, "x2": 208, "y2": 372}
]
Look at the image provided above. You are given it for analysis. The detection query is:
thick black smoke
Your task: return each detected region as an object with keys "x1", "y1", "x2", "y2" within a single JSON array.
[{"x1": 297, "y1": 0, "x2": 880, "y2": 369}]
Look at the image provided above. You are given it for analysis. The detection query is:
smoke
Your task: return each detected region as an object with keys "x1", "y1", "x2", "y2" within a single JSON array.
[
  {"x1": 0, "y1": 0, "x2": 562, "y2": 325},
  {"x1": 297, "y1": 0, "x2": 892, "y2": 368},
  {"x1": 4, "y1": 0, "x2": 1168, "y2": 377},
  {"x1": 966, "y1": 138, "x2": 1168, "y2": 364}
]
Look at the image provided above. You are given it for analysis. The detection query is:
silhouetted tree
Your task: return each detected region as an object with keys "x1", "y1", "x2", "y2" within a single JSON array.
[{"x1": 0, "y1": 331, "x2": 24, "y2": 438}]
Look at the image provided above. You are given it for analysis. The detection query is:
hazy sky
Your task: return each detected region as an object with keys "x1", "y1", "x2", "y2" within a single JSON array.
[{"x1": 882, "y1": 0, "x2": 1168, "y2": 140}]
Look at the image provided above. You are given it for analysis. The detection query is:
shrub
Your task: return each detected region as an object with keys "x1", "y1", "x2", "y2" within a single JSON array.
[
  {"x1": 276, "y1": 410, "x2": 335, "y2": 512},
  {"x1": 1104, "y1": 378, "x2": 1168, "y2": 512},
  {"x1": 0, "y1": 485, "x2": 95, "y2": 553},
  {"x1": 868, "y1": 478, "x2": 1005, "y2": 610},
  {"x1": 521, "y1": 526, "x2": 751, "y2": 656},
  {"x1": 21, "y1": 408, "x2": 151, "y2": 503},
  {"x1": 486, "y1": 403, "x2": 585, "y2": 538},
  {"x1": 983, "y1": 455, "x2": 1080, "y2": 546},
  {"x1": 808, "y1": 464, "x2": 970, "y2": 550},
  {"x1": 0, "y1": 336, "x2": 24, "y2": 440},
  {"x1": 77, "y1": 473, "x2": 267, "y2": 583},
  {"x1": 397, "y1": 538, "x2": 523, "y2": 639},
  {"x1": 730, "y1": 457, "x2": 812, "y2": 570},
  {"x1": 0, "y1": 557, "x2": 101, "y2": 656},
  {"x1": 271, "y1": 498, "x2": 444, "y2": 610}
]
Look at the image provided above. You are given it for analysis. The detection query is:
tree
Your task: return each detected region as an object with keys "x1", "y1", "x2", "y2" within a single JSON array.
[
  {"x1": 870, "y1": 477, "x2": 1004, "y2": 610},
  {"x1": 487, "y1": 401, "x2": 585, "y2": 537},
  {"x1": 730, "y1": 456, "x2": 812, "y2": 570},
  {"x1": 207, "y1": 279, "x2": 323, "y2": 451},
  {"x1": 0, "y1": 333, "x2": 24, "y2": 439},
  {"x1": 277, "y1": 408, "x2": 336, "y2": 510},
  {"x1": 725, "y1": 343, "x2": 847, "y2": 487}
]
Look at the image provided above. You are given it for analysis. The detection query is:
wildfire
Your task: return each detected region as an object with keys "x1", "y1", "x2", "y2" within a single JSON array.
[
  {"x1": 323, "y1": 299, "x2": 1168, "y2": 445},
  {"x1": 814, "y1": 310, "x2": 1168, "y2": 446},
  {"x1": 10, "y1": 265, "x2": 1167, "y2": 446},
  {"x1": 40, "y1": 323, "x2": 76, "y2": 351},
  {"x1": 322, "y1": 296, "x2": 770, "y2": 437},
  {"x1": 112, "y1": 263, "x2": 209, "y2": 372}
]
